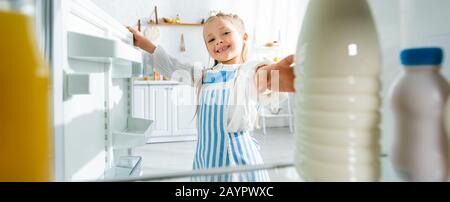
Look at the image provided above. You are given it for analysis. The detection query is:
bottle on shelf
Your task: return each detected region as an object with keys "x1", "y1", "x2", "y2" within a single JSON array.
[
  {"x1": 0, "y1": 3, "x2": 52, "y2": 182},
  {"x1": 153, "y1": 70, "x2": 161, "y2": 81},
  {"x1": 294, "y1": 0, "x2": 382, "y2": 182},
  {"x1": 175, "y1": 14, "x2": 181, "y2": 24},
  {"x1": 391, "y1": 47, "x2": 449, "y2": 182}
]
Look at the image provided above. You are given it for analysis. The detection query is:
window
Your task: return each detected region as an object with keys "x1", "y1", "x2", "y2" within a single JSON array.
[{"x1": 252, "y1": 0, "x2": 309, "y2": 57}]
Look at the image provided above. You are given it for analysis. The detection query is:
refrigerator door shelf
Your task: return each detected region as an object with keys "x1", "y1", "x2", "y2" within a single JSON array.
[
  {"x1": 68, "y1": 31, "x2": 142, "y2": 64},
  {"x1": 113, "y1": 117, "x2": 154, "y2": 149}
]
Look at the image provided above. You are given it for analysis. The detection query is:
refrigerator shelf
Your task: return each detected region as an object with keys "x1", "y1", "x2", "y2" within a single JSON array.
[
  {"x1": 67, "y1": 31, "x2": 142, "y2": 64},
  {"x1": 103, "y1": 156, "x2": 143, "y2": 179},
  {"x1": 113, "y1": 117, "x2": 153, "y2": 149}
]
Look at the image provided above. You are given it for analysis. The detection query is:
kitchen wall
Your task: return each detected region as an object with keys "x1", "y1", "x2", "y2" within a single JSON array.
[
  {"x1": 91, "y1": 0, "x2": 254, "y2": 26},
  {"x1": 92, "y1": 0, "x2": 260, "y2": 71},
  {"x1": 91, "y1": 0, "x2": 309, "y2": 68}
]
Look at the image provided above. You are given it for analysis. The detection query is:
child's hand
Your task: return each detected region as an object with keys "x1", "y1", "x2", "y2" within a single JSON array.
[
  {"x1": 126, "y1": 26, "x2": 157, "y2": 54},
  {"x1": 257, "y1": 55, "x2": 296, "y2": 93},
  {"x1": 273, "y1": 55, "x2": 295, "y2": 92}
]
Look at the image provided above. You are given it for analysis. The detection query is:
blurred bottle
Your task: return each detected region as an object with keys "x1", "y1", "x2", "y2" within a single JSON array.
[
  {"x1": 0, "y1": 0, "x2": 36, "y2": 16},
  {"x1": 175, "y1": 14, "x2": 181, "y2": 24},
  {"x1": 154, "y1": 70, "x2": 161, "y2": 81},
  {"x1": 294, "y1": 0, "x2": 381, "y2": 181},
  {"x1": 391, "y1": 48, "x2": 449, "y2": 182},
  {"x1": 0, "y1": 3, "x2": 52, "y2": 181}
]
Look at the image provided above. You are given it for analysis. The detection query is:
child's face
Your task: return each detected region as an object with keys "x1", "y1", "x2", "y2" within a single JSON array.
[{"x1": 203, "y1": 18, "x2": 247, "y2": 64}]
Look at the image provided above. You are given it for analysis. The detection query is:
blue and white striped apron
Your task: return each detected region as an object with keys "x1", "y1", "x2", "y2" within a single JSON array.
[{"x1": 192, "y1": 67, "x2": 270, "y2": 182}]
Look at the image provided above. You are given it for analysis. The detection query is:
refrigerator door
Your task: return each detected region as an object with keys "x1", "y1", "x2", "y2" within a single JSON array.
[{"x1": 51, "y1": 0, "x2": 145, "y2": 181}]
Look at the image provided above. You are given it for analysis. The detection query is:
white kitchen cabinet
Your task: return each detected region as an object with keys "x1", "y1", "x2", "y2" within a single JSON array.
[
  {"x1": 148, "y1": 85, "x2": 173, "y2": 137},
  {"x1": 172, "y1": 85, "x2": 198, "y2": 136},
  {"x1": 133, "y1": 81, "x2": 197, "y2": 143},
  {"x1": 132, "y1": 86, "x2": 149, "y2": 120}
]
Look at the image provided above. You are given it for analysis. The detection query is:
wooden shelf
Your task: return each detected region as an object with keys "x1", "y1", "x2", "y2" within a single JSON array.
[{"x1": 148, "y1": 22, "x2": 204, "y2": 27}]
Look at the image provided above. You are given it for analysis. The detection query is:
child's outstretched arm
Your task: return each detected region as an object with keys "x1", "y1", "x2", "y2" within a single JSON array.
[
  {"x1": 127, "y1": 26, "x2": 157, "y2": 54},
  {"x1": 127, "y1": 26, "x2": 200, "y2": 86},
  {"x1": 256, "y1": 55, "x2": 295, "y2": 93}
]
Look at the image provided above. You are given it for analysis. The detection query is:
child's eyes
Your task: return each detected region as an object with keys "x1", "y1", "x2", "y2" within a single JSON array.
[{"x1": 207, "y1": 32, "x2": 230, "y2": 43}]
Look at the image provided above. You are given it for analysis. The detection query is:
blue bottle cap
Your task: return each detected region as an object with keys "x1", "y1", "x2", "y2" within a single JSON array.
[{"x1": 400, "y1": 47, "x2": 443, "y2": 66}]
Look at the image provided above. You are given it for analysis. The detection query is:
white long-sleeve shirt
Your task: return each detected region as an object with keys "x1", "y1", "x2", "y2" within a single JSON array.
[{"x1": 152, "y1": 46, "x2": 286, "y2": 132}]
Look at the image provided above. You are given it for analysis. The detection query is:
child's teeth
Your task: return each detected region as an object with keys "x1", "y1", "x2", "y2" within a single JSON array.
[{"x1": 217, "y1": 46, "x2": 229, "y2": 54}]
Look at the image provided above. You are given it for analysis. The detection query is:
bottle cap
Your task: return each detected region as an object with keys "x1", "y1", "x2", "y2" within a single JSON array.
[{"x1": 401, "y1": 47, "x2": 443, "y2": 66}]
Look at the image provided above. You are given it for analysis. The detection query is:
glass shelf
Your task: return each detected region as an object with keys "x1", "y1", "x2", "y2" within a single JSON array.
[
  {"x1": 105, "y1": 162, "x2": 300, "y2": 182},
  {"x1": 103, "y1": 156, "x2": 143, "y2": 180},
  {"x1": 103, "y1": 156, "x2": 406, "y2": 182}
]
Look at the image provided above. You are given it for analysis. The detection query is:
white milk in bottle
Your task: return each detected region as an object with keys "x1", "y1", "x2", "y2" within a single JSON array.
[
  {"x1": 391, "y1": 48, "x2": 449, "y2": 182},
  {"x1": 294, "y1": 0, "x2": 382, "y2": 181}
]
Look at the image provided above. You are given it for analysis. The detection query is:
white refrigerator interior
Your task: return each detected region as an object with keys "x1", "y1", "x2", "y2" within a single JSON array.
[{"x1": 52, "y1": 0, "x2": 149, "y2": 181}]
